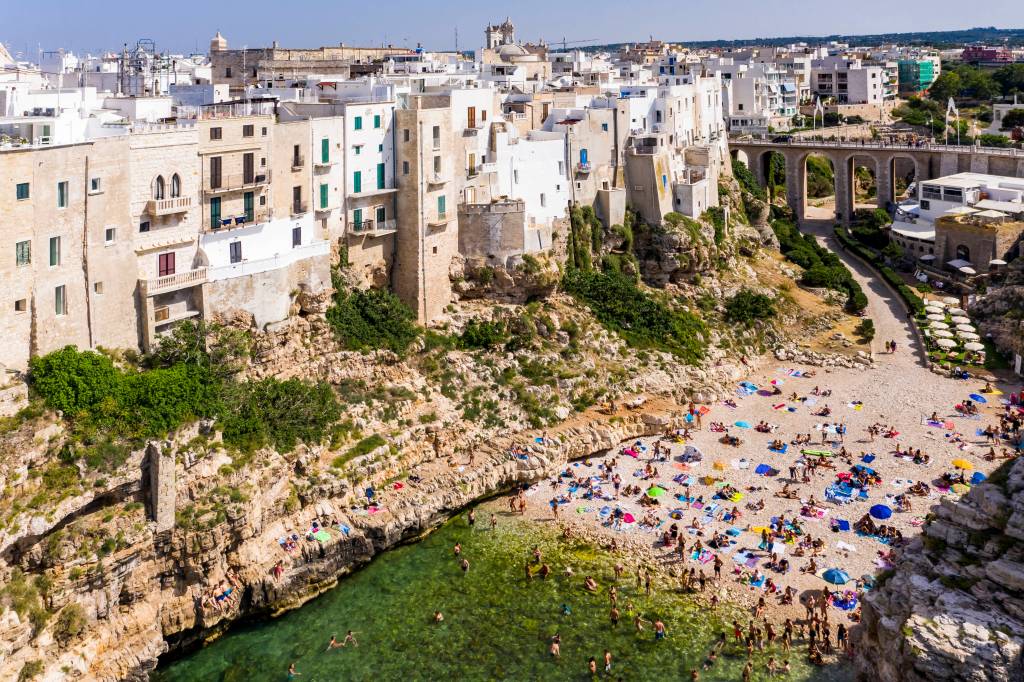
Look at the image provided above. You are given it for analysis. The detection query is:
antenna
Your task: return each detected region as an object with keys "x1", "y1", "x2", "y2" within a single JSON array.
[{"x1": 455, "y1": 27, "x2": 459, "y2": 54}]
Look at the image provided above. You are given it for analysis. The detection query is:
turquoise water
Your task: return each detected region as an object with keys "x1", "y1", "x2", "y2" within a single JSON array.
[{"x1": 155, "y1": 505, "x2": 847, "y2": 681}]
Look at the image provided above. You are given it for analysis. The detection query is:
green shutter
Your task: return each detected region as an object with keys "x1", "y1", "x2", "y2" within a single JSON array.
[
  {"x1": 354, "y1": 116, "x2": 362, "y2": 130},
  {"x1": 437, "y1": 195, "x2": 446, "y2": 217},
  {"x1": 377, "y1": 163, "x2": 385, "y2": 189},
  {"x1": 321, "y1": 138, "x2": 330, "y2": 163},
  {"x1": 243, "y1": 192, "x2": 254, "y2": 221},
  {"x1": 211, "y1": 197, "x2": 221, "y2": 228},
  {"x1": 374, "y1": 114, "x2": 381, "y2": 128},
  {"x1": 353, "y1": 171, "x2": 362, "y2": 194},
  {"x1": 353, "y1": 208, "x2": 363, "y2": 227},
  {"x1": 320, "y1": 183, "x2": 329, "y2": 209}
]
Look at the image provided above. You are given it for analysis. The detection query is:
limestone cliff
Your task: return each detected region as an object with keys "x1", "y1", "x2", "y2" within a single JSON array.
[
  {"x1": 969, "y1": 259, "x2": 1024, "y2": 366},
  {"x1": 854, "y1": 458, "x2": 1024, "y2": 681}
]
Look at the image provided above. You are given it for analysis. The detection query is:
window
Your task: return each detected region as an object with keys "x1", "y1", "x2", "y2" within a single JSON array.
[
  {"x1": 209, "y1": 127, "x2": 223, "y2": 140},
  {"x1": 261, "y1": 127, "x2": 267, "y2": 136},
  {"x1": 209, "y1": 156, "x2": 222, "y2": 189},
  {"x1": 158, "y1": 252, "x2": 176, "y2": 277},
  {"x1": 242, "y1": 153, "x2": 254, "y2": 184},
  {"x1": 321, "y1": 138, "x2": 330, "y2": 163},
  {"x1": 403, "y1": 129, "x2": 410, "y2": 142},
  {"x1": 354, "y1": 146, "x2": 362, "y2": 156},
  {"x1": 540, "y1": 193, "x2": 547, "y2": 207},
  {"x1": 93, "y1": 281, "x2": 103, "y2": 294},
  {"x1": 16, "y1": 182, "x2": 30, "y2": 200},
  {"x1": 378, "y1": 144, "x2": 383, "y2": 153},
  {"x1": 513, "y1": 170, "x2": 519, "y2": 184},
  {"x1": 90, "y1": 177, "x2": 102, "y2": 193},
  {"x1": 402, "y1": 160, "x2": 410, "y2": 175},
  {"x1": 210, "y1": 197, "x2": 221, "y2": 229},
  {"x1": 373, "y1": 114, "x2": 381, "y2": 128},
  {"x1": 49, "y1": 237, "x2": 61, "y2": 266},
  {"x1": 376, "y1": 206, "x2": 386, "y2": 224},
  {"x1": 353, "y1": 171, "x2": 362, "y2": 194},
  {"x1": 354, "y1": 116, "x2": 363, "y2": 130},
  {"x1": 433, "y1": 156, "x2": 441, "y2": 173},
  {"x1": 15, "y1": 240, "x2": 30, "y2": 266},
  {"x1": 558, "y1": 161, "x2": 565, "y2": 175},
  {"x1": 292, "y1": 226, "x2": 302, "y2": 247},
  {"x1": 14, "y1": 299, "x2": 26, "y2": 312},
  {"x1": 104, "y1": 227, "x2": 116, "y2": 244},
  {"x1": 229, "y1": 241, "x2": 242, "y2": 264},
  {"x1": 377, "y1": 163, "x2": 386, "y2": 190},
  {"x1": 225, "y1": 67, "x2": 232, "y2": 78},
  {"x1": 242, "y1": 124, "x2": 254, "y2": 137},
  {"x1": 140, "y1": 221, "x2": 151, "y2": 233},
  {"x1": 57, "y1": 181, "x2": 68, "y2": 208},
  {"x1": 154, "y1": 175, "x2": 165, "y2": 200},
  {"x1": 353, "y1": 208, "x2": 363, "y2": 227},
  {"x1": 171, "y1": 174, "x2": 181, "y2": 198},
  {"x1": 437, "y1": 195, "x2": 446, "y2": 218},
  {"x1": 432, "y1": 125, "x2": 441, "y2": 147},
  {"x1": 601, "y1": 123, "x2": 608, "y2": 131},
  {"x1": 54, "y1": 285, "x2": 66, "y2": 316},
  {"x1": 955, "y1": 244, "x2": 971, "y2": 262},
  {"x1": 319, "y1": 183, "x2": 329, "y2": 209},
  {"x1": 293, "y1": 144, "x2": 302, "y2": 167},
  {"x1": 293, "y1": 186, "x2": 302, "y2": 213}
]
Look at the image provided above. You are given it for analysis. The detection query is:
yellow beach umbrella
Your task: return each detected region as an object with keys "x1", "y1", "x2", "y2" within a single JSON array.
[{"x1": 951, "y1": 459, "x2": 974, "y2": 470}]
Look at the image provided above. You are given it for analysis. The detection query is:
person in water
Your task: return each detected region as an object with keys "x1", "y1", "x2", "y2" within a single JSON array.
[
  {"x1": 326, "y1": 635, "x2": 344, "y2": 651},
  {"x1": 342, "y1": 630, "x2": 358, "y2": 647},
  {"x1": 549, "y1": 634, "x2": 561, "y2": 657},
  {"x1": 433, "y1": 611, "x2": 444, "y2": 624},
  {"x1": 287, "y1": 663, "x2": 301, "y2": 680}
]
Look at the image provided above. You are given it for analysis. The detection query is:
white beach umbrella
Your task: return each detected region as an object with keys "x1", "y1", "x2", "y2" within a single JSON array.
[
  {"x1": 929, "y1": 321, "x2": 950, "y2": 330},
  {"x1": 948, "y1": 308, "x2": 967, "y2": 316},
  {"x1": 956, "y1": 324, "x2": 976, "y2": 332},
  {"x1": 931, "y1": 330, "x2": 954, "y2": 338},
  {"x1": 951, "y1": 316, "x2": 971, "y2": 325},
  {"x1": 964, "y1": 342, "x2": 985, "y2": 351},
  {"x1": 942, "y1": 297, "x2": 959, "y2": 305},
  {"x1": 924, "y1": 306, "x2": 944, "y2": 315},
  {"x1": 926, "y1": 314, "x2": 946, "y2": 322},
  {"x1": 958, "y1": 332, "x2": 980, "y2": 341},
  {"x1": 936, "y1": 338, "x2": 957, "y2": 349}
]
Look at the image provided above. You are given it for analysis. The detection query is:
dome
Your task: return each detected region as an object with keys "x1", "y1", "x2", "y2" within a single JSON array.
[{"x1": 498, "y1": 43, "x2": 528, "y2": 58}]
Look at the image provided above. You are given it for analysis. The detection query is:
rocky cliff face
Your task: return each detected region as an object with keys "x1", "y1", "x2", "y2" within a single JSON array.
[
  {"x1": 969, "y1": 260, "x2": 1024, "y2": 365},
  {"x1": 855, "y1": 458, "x2": 1024, "y2": 681}
]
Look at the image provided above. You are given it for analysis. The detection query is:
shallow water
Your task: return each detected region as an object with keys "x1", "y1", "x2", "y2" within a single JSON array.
[{"x1": 154, "y1": 505, "x2": 850, "y2": 681}]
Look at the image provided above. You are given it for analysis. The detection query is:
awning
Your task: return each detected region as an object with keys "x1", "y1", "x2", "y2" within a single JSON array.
[
  {"x1": 781, "y1": 83, "x2": 796, "y2": 92},
  {"x1": 946, "y1": 259, "x2": 972, "y2": 269}
]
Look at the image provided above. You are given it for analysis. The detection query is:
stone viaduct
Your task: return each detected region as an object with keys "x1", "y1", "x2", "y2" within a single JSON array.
[{"x1": 730, "y1": 139, "x2": 1024, "y2": 224}]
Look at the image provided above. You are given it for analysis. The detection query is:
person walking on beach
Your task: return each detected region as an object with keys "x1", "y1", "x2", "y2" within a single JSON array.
[
  {"x1": 611, "y1": 606, "x2": 620, "y2": 626},
  {"x1": 460, "y1": 558, "x2": 470, "y2": 574},
  {"x1": 490, "y1": 513, "x2": 497, "y2": 531}
]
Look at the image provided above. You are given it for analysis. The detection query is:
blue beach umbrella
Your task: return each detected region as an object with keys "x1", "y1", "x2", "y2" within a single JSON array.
[
  {"x1": 735, "y1": 421, "x2": 751, "y2": 429},
  {"x1": 968, "y1": 393, "x2": 987, "y2": 404},
  {"x1": 822, "y1": 568, "x2": 850, "y2": 584},
  {"x1": 869, "y1": 504, "x2": 892, "y2": 520}
]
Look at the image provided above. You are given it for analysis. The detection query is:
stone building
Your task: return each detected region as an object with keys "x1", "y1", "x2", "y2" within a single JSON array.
[{"x1": 934, "y1": 213, "x2": 1024, "y2": 272}]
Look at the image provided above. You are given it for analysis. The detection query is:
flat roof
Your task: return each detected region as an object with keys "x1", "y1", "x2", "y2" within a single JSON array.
[
  {"x1": 923, "y1": 171, "x2": 1024, "y2": 189},
  {"x1": 891, "y1": 222, "x2": 935, "y2": 240},
  {"x1": 974, "y1": 199, "x2": 1024, "y2": 214}
]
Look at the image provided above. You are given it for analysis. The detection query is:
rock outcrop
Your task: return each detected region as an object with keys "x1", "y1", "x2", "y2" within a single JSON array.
[{"x1": 854, "y1": 458, "x2": 1024, "y2": 682}]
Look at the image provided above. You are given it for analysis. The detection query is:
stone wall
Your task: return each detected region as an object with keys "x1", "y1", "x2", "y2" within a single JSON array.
[{"x1": 457, "y1": 199, "x2": 528, "y2": 265}]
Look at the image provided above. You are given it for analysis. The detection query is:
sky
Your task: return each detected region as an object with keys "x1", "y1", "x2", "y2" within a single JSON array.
[{"x1": 3, "y1": 0, "x2": 1024, "y2": 56}]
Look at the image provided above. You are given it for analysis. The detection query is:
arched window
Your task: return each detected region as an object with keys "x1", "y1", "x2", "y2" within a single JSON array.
[
  {"x1": 955, "y1": 244, "x2": 971, "y2": 263},
  {"x1": 154, "y1": 175, "x2": 165, "y2": 200},
  {"x1": 170, "y1": 174, "x2": 181, "y2": 198}
]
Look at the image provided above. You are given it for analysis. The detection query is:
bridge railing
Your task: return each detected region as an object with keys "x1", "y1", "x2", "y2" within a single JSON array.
[{"x1": 732, "y1": 137, "x2": 1024, "y2": 158}]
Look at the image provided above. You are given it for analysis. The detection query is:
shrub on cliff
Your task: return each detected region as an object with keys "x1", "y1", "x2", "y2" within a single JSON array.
[
  {"x1": 28, "y1": 346, "x2": 119, "y2": 416},
  {"x1": 327, "y1": 273, "x2": 420, "y2": 355},
  {"x1": 458, "y1": 318, "x2": 509, "y2": 350},
  {"x1": 562, "y1": 269, "x2": 706, "y2": 363},
  {"x1": 725, "y1": 289, "x2": 776, "y2": 325},
  {"x1": 53, "y1": 603, "x2": 87, "y2": 646}
]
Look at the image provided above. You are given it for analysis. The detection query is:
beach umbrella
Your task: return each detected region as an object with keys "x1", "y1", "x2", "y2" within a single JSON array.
[
  {"x1": 990, "y1": 259, "x2": 1007, "y2": 266},
  {"x1": 924, "y1": 305, "x2": 944, "y2": 314},
  {"x1": 869, "y1": 504, "x2": 892, "y2": 520},
  {"x1": 822, "y1": 568, "x2": 851, "y2": 584},
  {"x1": 952, "y1": 483, "x2": 971, "y2": 495},
  {"x1": 929, "y1": 321, "x2": 950, "y2": 330},
  {"x1": 926, "y1": 314, "x2": 946, "y2": 322},
  {"x1": 951, "y1": 458, "x2": 974, "y2": 470},
  {"x1": 959, "y1": 267, "x2": 976, "y2": 275},
  {"x1": 935, "y1": 339, "x2": 957, "y2": 349},
  {"x1": 949, "y1": 307, "x2": 966, "y2": 315},
  {"x1": 951, "y1": 316, "x2": 970, "y2": 325},
  {"x1": 931, "y1": 330, "x2": 954, "y2": 338},
  {"x1": 956, "y1": 324, "x2": 975, "y2": 332},
  {"x1": 734, "y1": 421, "x2": 751, "y2": 428},
  {"x1": 942, "y1": 297, "x2": 959, "y2": 305},
  {"x1": 968, "y1": 394, "x2": 987, "y2": 404},
  {"x1": 646, "y1": 485, "x2": 667, "y2": 499},
  {"x1": 964, "y1": 342, "x2": 985, "y2": 351},
  {"x1": 959, "y1": 332, "x2": 980, "y2": 341}
]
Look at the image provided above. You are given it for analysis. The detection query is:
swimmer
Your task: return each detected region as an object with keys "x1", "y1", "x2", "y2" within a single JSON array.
[
  {"x1": 433, "y1": 611, "x2": 444, "y2": 624},
  {"x1": 588, "y1": 657, "x2": 597, "y2": 675},
  {"x1": 654, "y1": 619, "x2": 666, "y2": 640},
  {"x1": 326, "y1": 635, "x2": 343, "y2": 651},
  {"x1": 550, "y1": 633, "x2": 561, "y2": 657},
  {"x1": 287, "y1": 662, "x2": 301, "y2": 679},
  {"x1": 490, "y1": 514, "x2": 497, "y2": 531},
  {"x1": 453, "y1": 542, "x2": 461, "y2": 557},
  {"x1": 460, "y1": 558, "x2": 470, "y2": 574},
  {"x1": 604, "y1": 649, "x2": 612, "y2": 673},
  {"x1": 342, "y1": 630, "x2": 358, "y2": 647}
]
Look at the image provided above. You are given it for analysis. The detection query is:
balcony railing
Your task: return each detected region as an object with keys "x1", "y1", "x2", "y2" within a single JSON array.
[
  {"x1": 350, "y1": 181, "x2": 398, "y2": 198},
  {"x1": 209, "y1": 210, "x2": 269, "y2": 231},
  {"x1": 576, "y1": 162, "x2": 592, "y2": 173},
  {"x1": 141, "y1": 267, "x2": 208, "y2": 297},
  {"x1": 313, "y1": 157, "x2": 337, "y2": 171},
  {"x1": 291, "y1": 202, "x2": 308, "y2": 216},
  {"x1": 350, "y1": 219, "x2": 397, "y2": 235},
  {"x1": 428, "y1": 212, "x2": 452, "y2": 228},
  {"x1": 291, "y1": 155, "x2": 305, "y2": 170},
  {"x1": 203, "y1": 171, "x2": 271, "y2": 196},
  {"x1": 479, "y1": 162, "x2": 497, "y2": 174},
  {"x1": 428, "y1": 173, "x2": 447, "y2": 185},
  {"x1": 147, "y1": 196, "x2": 193, "y2": 216}
]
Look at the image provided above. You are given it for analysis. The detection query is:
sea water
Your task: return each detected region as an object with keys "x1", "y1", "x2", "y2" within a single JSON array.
[{"x1": 154, "y1": 503, "x2": 850, "y2": 681}]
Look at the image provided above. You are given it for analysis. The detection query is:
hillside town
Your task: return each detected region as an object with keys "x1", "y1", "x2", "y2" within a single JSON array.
[{"x1": 1, "y1": 15, "x2": 1024, "y2": 682}]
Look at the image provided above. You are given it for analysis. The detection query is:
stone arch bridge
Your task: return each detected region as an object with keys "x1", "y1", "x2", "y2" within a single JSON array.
[{"x1": 730, "y1": 139, "x2": 1024, "y2": 224}]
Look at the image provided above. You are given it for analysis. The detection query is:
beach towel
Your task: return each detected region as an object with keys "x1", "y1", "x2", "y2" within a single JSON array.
[
  {"x1": 861, "y1": 454, "x2": 876, "y2": 464},
  {"x1": 313, "y1": 529, "x2": 331, "y2": 543},
  {"x1": 340, "y1": 524, "x2": 350, "y2": 536},
  {"x1": 836, "y1": 541, "x2": 857, "y2": 553},
  {"x1": 744, "y1": 556, "x2": 760, "y2": 568},
  {"x1": 833, "y1": 519, "x2": 851, "y2": 532},
  {"x1": 749, "y1": 575, "x2": 766, "y2": 588},
  {"x1": 733, "y1": 551, "x2": 751, "y2": 565},
  {"x1": 754, "y1": 464, "x2": 776, "y2": 476},
  {"x1": 769, "y1": 443, "x2": 789, "y2": 454},
  {"x1": 847, "y1": 403, "x2": 864, "y2": 411},
  {"x1": 726, "y1": 528, "x2": 742, "y2": 537}
]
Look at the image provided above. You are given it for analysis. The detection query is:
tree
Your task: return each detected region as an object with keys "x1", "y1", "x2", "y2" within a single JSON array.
[
  {"x1": 993, "y1": 64, "x2": 1024, "y2": 95},
  {"x1": 1001, "y1": 109, "x2": 1024, "y2": 130},
  {"x1": 928, "y1": 71, "x2": 962, "y2": 103}
]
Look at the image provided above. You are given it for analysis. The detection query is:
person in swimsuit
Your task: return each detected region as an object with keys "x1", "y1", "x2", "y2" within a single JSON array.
[
  {"x1": 433, "y1": 611, "x2": 444, "y2": 624},
  {"x1": 549, "y1": 634, "x2": 561, "y2": 657},
  {"x1": 287, "y1": 663, "x2": 300, "y2": 679},
  {"x1": 342, "y1": 630, "x2": 358, "y2": 647},
  {"x1": 326, "y1": 635, "x2": 343, "y2": 651},
  {"x1": 654, "y1": 619, "x2": 666, "y2": 640}
]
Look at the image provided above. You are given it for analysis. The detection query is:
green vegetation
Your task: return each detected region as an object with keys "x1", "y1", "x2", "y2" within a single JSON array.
[
  {"x1": 29, "y1": 324, "x2": 341, "y2": 461},
  {"x1": 724, "y1": 289, "x2": 776, "y2": 325},
  {"x1": 18, "y1": 661, "x2": 44, "y2": 682},
  {"x1": 1001, "y1": 108, "x2": 1024, "y2": 129},
  {"x1": 1, "y1": 569, "x2": 49, "y2": 636},
  {"x1": 805, "y1": 156, "x2": 834, "y2": 199},
  {"x1": 331, "y1": 434, "x2": 387, "y2": 469},
  {"x1": 53, "y1": 603, "x2": 87, "y2": 645},
  {"x1": 834, "y1": 226, "x2": 925, "y2": 317},
  {"x1": 855, "y1": 319, "x2": 876, "y2": 343},
  {"x1": 327, "y1": 270, "x2": 420, "y2": 354},
  {"x1": 566, "y1": 205, "x2": 605, "y2": 271},
  {"x1": 771, "y1": 220, "x2": 867, "y2": 313},
  {"x1": 702, "y1": 206, "x2": 726, "y2": 245},
  {"x1": 891, "y1": 97, "x2": 946, "y2": 136},
  {"x1": 458, "y1": 318, "x2": 509, "y2": 350},
  {"x1": 562, "y1": 269, "x2": 706, "y2": 363}
]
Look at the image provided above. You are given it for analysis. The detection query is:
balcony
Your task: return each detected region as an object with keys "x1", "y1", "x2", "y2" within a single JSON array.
[
  {"x1": 315, "y1": 202, "x2": 338, "y2": 216},
  {"x1": 428, "y1": 173, "x2": 448, "y2": 185},
  {"x1": 147, "y1": 196, "x2": 193, "y2": 216},
  {"x1": 209, "y1": 210, "x2": 270, "y2": 231},
  {"x1": 576, "y1": 162, "x2": 592, "y2": 174},
  {"x1": 291, "y1": 202, "x2": 308, "y2": 217},
  {"x1": 141, "y1": 267, "x2": 208, "y2": 297},
  {"x1": 313, "y1": 157, "x2": 338, "y2": 172},
  {"x1": 428, "y1": 212, "x2": 453, "y2": 228},
  {"x1": 479, "y1": 162, "x2": 497, "y2": 174},
  {"x1": 349, "y1": 182, "x2": 398, "y2": 200},
  {"x1": 349, "y1": 219, "x2": 397, "y2": 237},
  {"x1": 203, "y1": 171, "x2": 271, "y2": 197},
  {"x1": 291, "y1": 154, "x2": 305, "y2": 171}
]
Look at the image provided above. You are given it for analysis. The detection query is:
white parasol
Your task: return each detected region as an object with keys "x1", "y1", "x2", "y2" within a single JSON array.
[
  {"x1": 935, "y1": 338, "x2": 957, "y2": 349},
  {"x1": 931, "y1": 329, "x2": 954, "y2": 338},
  {"x1": 964, "y1": 342, "x2": 985, "y2": 351}
]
